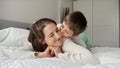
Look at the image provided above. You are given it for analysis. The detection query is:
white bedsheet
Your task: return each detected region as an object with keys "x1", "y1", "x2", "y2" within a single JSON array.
[{"x1": 0, "y1": 27, "x2": 120, "y2": 68}]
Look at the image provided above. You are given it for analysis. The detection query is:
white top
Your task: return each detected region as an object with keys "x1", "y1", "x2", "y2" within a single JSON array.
[
  {"x1": 58, "y1": 38, "x2": 100, "y2": 65},
  {"x1": 71, "y1": 34, "x2": 86, "y2": 47},
  {"x1": 57, "y1": 23, "x2": 86, "y2": 47}
]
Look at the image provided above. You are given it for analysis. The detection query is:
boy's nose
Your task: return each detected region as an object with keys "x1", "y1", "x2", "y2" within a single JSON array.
[
  {"x1": 60, "y1": 28, "x2": 64, "y2": 34},
  {"x1": 58, "y1": 30, "x2": 62, "y2": 36}
]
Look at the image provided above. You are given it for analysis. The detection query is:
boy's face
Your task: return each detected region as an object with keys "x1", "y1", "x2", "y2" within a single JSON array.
[{"x1": 60, "y1": 21, "x2": 74, "y2": 38}]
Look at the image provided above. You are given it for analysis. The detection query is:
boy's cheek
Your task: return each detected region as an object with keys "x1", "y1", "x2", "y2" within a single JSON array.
[
  {"x1": 64, "y1": 33, "x2": 74, "y2": 38},
  {"x1": 59, "y1": 30, "x2": 66, "y2": 37},
  {"x1": 59, "y1": 29, "x2": 71, "y2": 37},
  {"x1": 59, "y1": 30, "x2": 65, "y2": 37},
  {"x1": 62, "y1": 33, "x2": 70, "y2": 38}
]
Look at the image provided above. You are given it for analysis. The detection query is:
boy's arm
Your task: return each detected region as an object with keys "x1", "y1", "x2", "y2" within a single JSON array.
[
  {"x1": 80, "y1": 33, "x2": 94, "y2": 48},
  {"x1": 58, "y1": 38, "x2": 100, "y2": 65},
  {"x1": 57, "y1": 52, "x2": 100, "y2": 65},
  {"x1": 72, "y1": 35, "x2": 87, "y2": 47},
  {"x1": 72, "y1": 35, "x2": 92, "y2": 52}
]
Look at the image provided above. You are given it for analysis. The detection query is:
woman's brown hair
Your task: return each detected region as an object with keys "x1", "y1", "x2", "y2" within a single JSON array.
[{"x1": 28, "y1": 18, "x2": 56, "y2": 52}]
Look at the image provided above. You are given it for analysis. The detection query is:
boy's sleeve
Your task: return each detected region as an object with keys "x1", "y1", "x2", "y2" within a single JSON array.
[
  {"x1": 80, "y1": 33, "x2": 94, "y2": 48},
  {"x1": 58, "y1": 52, "x2": 100, "y2": 65},
  {"x1": 72, "y1": 35, "x2": 87, "y2": 47}
]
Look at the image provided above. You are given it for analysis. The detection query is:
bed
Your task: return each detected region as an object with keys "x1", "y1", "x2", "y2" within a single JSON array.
[{"x1": 0, "y1": 21, "x2": 120, "y2": 68}]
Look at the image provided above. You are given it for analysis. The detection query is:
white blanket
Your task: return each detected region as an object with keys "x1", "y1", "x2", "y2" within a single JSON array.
[{"x1": 0, "y1": 27, "x2": 120, "y2": 68}]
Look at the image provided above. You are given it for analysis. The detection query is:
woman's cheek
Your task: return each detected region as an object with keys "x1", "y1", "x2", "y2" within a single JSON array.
[{"x1": 46, "y1": 39, "x2": 55, "y2": 46}]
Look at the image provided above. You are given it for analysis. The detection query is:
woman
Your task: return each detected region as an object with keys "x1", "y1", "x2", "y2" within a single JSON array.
[
  {"x1": 28, "y1": 18, "x2": 63, "y2": 57},
  {"x1": 28, "y1": 18, "x2": 100, "y2": 65}
]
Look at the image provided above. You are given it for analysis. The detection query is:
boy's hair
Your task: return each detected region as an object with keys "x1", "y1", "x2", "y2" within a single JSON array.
[{"x1": 64, "y1": 11, "x2": 87, "y2": 35}]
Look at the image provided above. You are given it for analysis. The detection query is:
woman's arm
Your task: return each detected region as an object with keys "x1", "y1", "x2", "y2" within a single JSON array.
[{"x1": 34, "y1": 46, "x2": 55, "y2": 58}]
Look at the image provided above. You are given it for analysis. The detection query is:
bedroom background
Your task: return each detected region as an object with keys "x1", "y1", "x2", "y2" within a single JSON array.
[{"x1": 0, "y1": 0, "x2": 119, "y2": 47}]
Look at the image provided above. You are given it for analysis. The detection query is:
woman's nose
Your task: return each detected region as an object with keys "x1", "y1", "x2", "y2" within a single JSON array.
[{"x1": 55, "y1": 33, "x2": 62, "y2": 39}]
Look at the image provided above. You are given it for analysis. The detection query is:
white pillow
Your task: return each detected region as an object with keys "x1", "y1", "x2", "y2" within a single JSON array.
[
  {"x1": 0, "y1": 27, "x2": 29, "y2": 44},
  {"x1": 0, "y1": 27, "x2": 10, "y2": 42}
]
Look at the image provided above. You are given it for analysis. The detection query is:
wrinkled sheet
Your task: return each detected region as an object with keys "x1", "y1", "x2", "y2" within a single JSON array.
[{"x1": 0, "y1": 27, "x2": 120, "y2": 68}]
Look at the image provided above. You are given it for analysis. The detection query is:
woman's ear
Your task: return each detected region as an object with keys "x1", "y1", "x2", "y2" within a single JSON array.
[
  {"x1": 37, "y1": 39, "x2": 45, "y2": 44},
  {"x1": 42, "y1": 41, "x2": 45, "y2": 44}
]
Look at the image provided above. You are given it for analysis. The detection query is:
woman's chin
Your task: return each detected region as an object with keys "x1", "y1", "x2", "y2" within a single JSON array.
[{"x1": 56, "y1": 42, "x2": 63, "y2": 47}]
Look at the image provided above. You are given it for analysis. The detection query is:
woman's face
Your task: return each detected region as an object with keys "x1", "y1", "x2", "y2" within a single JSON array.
[
  {"x1": 43, "y1": 23, "x2": 63, "y2": 47},
  {"x1": 60, "y1": 21, "x2": 74, "y2": 38}
]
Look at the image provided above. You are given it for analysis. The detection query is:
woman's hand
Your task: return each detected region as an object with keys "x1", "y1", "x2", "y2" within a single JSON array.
[
  {"x1": 52, "y1": 46, "x2": 62, "y2": 57},
  {"x1": 34, "y1": 46, "x2": 63, "y2": 58},
  {"x1": 34, "y1": 46, "x2": 55, "y2": 58}
]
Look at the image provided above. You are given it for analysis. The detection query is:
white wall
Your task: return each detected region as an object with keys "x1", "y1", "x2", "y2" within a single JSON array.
[
  {"x1": 73, "y1": 0, "x2": 119, "y2": 47},
  {"x1": 58, "y1": 0, "x2": 73, "y2": 23},
  {"x1": 92, "y1": 0, "x2": 119, "y2": 47},
  {"x1": 0, "y1": 0, "x2": 59, "y2": 23}
]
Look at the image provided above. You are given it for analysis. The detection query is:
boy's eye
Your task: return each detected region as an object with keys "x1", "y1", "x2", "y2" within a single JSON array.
[
  {"x1": 66, "y1": 31, "x2": 70, "y2": 34},
  {"x1": 65, "y1": 29, "x2": 73, "y2": 35},
  {"x1": 60, "y1": 25, "x2": 64, "y2": 29},
  {"x1": 65, "y1": 30, "x2": 70, "y2": 34}
]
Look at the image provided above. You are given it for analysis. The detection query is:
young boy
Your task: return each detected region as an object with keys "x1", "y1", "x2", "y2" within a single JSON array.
[{"x1": 57, "y1": 11, "x2": 93, "y2": 50}]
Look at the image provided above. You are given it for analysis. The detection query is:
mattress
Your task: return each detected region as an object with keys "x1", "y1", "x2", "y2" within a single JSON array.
[{"x1": 0, "y1": 27, "x2": 120, "y2": 68}]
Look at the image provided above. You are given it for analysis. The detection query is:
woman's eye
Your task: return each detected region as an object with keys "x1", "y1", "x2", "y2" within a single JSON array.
[
  {"x1": 49, "y1": 33, "x2": 54, "y2": 38},
  {"x1": 49, "y1": 34, "x2": 54, "y2": 37}
]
